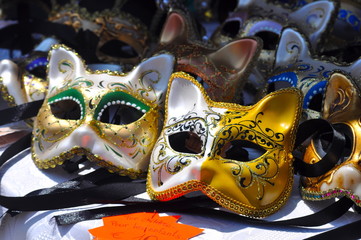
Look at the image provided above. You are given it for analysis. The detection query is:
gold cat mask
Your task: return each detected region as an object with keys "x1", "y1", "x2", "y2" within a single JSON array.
[
  {"x1": 147, "y1": 72, "x2": 302, "y2": 217},
  {"x1": 301, "y1": 73, "x2": 361, "y2": 206}
]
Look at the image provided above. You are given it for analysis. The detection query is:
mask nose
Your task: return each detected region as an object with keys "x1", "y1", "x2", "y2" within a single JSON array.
[{"x1": 73, "y1": 125, "x2": 97, "y2": 150}]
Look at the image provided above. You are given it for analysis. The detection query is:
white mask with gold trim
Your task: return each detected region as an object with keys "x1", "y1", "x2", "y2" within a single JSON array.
[{"x1": 32, "y1": 45, "x2": 174, "y2": 178}]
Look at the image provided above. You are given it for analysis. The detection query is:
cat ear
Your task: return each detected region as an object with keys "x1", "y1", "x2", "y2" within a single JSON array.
[
  {"x1": 208, "y1": 38, "x2": 260, "y2": 74},
  {"x1": 160, "y1": 12, "x2": 187, "y2": 44},
  {"x1": 0, "y1": 60, "x2": 26, "y2": 105},
  {"x1": 160, "y1": 9, "x2": 201, "y2": 44},
  {"x1": 47, "y1": 45, "x2": 86, "y2": 91},
  {"x1": 126, "y1": 53, "x2": 174, "y2": 103},
  {"x1": 274, "y1": 28, "x2": 310, "y2": 69},
  {"x1": 290, "y1": 1, "x2": 335, "y2": 49},
  {"x1": 322, "y1": 73, "x2": 357, "y2": 120},
  {"x1": 253, "y1": 88, "x2": 302, "y2": 143},
  {"x1": 166, "y1": 73, "x2": 209, "y2": 121}
]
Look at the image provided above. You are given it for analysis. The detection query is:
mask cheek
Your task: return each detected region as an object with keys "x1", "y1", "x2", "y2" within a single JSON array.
[
  {"x1": 149, "y1": 137, "x2": 203, "y2": 194},
  {"x1": 200, "y1": 148, "x2": 292, "y2": 208},
  {"x1": 23, "y1": 75, "x2": 47, "y2": 102},
  {"x1": 34, "y1": 104, "x2": 81, "y2": 143},
  {"x1": 96, "y1": 108, "x2": 159, "y2": 170},
  {"x1": 319, "y1": 165, "x2": 361, "y2": 196}
]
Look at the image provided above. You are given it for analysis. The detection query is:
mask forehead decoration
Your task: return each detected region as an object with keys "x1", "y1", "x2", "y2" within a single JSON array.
[
  {"x1": 156, "y1": 8, "x2": 260, "y2": 104},
  {"x1": 147, "y1": 72, "x2": 302, "y2": 217},
  {"x1": 301, "y1": 73, "x2": 361, "y2": 206},
  {"x1": 268, "y1": 27, "x2": 361, "y2": 119},
  {"x1": 49, "y1": 0, "x2": 149, "y2": 68},
  {"x1": 32, "y1": 45, "x2": 174, "y2": 178}
]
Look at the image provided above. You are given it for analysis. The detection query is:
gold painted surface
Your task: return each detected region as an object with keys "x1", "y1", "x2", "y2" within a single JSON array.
[
  {"x1": 301, "y1": 73, "x2": 361, "y2": 205},
  {"x1": 148, "y1": 72, "x2": 302, "y2": 217}
]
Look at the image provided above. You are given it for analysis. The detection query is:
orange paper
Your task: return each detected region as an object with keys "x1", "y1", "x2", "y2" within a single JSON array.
[{"x1": 89, "y1": 212, "x2": 203, "y2": 240}]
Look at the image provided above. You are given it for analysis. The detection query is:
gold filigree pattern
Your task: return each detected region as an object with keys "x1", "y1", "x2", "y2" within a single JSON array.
[
  {"x1": 148, "y1": 72, "x2": 302, "y2": 217},
  {"x1": 328, "y1": 87, "x2": 352, "y2": 119}
]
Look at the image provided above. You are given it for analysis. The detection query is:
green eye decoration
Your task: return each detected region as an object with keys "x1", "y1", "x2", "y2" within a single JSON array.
[
  {"x1": 48, "y1": 88, "x2": 85, "y2": 120},
  {"x1": 94, "y1": 91, "x2": 150, "y2": 125}
]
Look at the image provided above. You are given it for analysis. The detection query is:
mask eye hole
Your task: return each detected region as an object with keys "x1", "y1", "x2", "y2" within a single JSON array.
[
  {"x1": 220, "y1": 140, "x2": 266, "y2": 161},
  {"x1": 95, "y1": 92, "x2": 149, "y2": 125},
  {"x1": 48, "y1": 89, "x2": 84, "y2": 120},
  {"x1": 97, "y1": 104, "x2": 145, "y2": 125},
  {"x1": 221, "y1": 20, "x2": 241, "y2": 38},
  {"x1": 308, "y1": 93, "x2": 323, "y2": 112},
  {"x1": 254, "y1": 31, "x2": 279, "y2": 50},
  {"x1": 314, "y1": 123, "x2": 353, "y2": 161},
  {"x1": 50, "y1": 100, "x2": 82, "y2": 120},
  {"x1": 168, "y1": 131, "x2": 203, "y2": 154},
  {"x1": 26, "y1": 57, "x2": 48, "y2": 79},
  {"x1": 99, "y1": 40, "x2": 138, "y2": 58}
]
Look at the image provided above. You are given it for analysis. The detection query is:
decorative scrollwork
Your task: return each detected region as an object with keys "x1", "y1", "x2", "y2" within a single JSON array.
[
  {"x1": 328, "y1": 87, "x2": 352, "y2": 118},
  {"x1": 214, "y1": 112, "x2": 284, "y2": 156},
  {"x1": 166, "y1": 117, "x2": 207, "y2": 140},
  {"x1": 166, "y1": 155, "x2": 195, "y2": 174},
  {"x1": 225, "y1": 153, "x2": 279, "y2": 200}
]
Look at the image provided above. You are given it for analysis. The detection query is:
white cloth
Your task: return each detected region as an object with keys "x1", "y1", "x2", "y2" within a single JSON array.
[{"x1": 0, "y1": 150, "x2": 360, "y2": 240}]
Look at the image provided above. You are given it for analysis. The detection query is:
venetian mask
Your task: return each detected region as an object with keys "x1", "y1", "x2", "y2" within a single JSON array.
[
  {"x1": 49, "y1": 0, "x2": 150, "y2": 68},
  {"x1": 0, "y1": 38, "x2": 59, "y2": 107},
  {"x1": 147, "y1": 72, "x2": 302, "y2": 217},
  {"x1": 156, "y1": 8, "x2": 261, "y2": 104},
  {"x1": 31, "y1": 45, "x2": 174, "y2": 178},
  {"x1": 267, "y1": 27, "x2": 361, "y2": 119},
  {"x1": 301, "y1": 73, "x2": 361, "y2": 206},
  {"x1": 211, "y1": 0, "x2": 336, "y2": 77}
]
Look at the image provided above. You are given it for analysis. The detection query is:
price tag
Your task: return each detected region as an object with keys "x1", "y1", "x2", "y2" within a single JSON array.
[{"x1": 89, "y1": 212, "x2": 203, "y2": 240}]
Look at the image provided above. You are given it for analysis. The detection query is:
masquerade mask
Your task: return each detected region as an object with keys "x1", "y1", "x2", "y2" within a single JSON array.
[
  {"x1": 156, "y1": 9, "x2": 260, "y2": 104},
  {"x1": 267, "y1": 27, "x2": 361, "y2": 119},
  {"x1": 31, "y1": 45, "x2": 174, "y2": 178},
  {"x1": 49, "y1": 0, "x2": 150, "y2": 67},
  {"x1": 0, "y1": 38, "x2": 59, "y2": 107},
  {"x1": 301, "y1": 73, "x2": 361, "y2": 206},
  {"x1": 211, "y1": 0, "x2": 336, "y2": 77},
  {"x1": 147, "y1": 72, "x2": 302, "y2": 217}
]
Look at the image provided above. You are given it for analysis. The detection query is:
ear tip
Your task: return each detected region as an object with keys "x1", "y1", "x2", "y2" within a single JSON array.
[
  {"x1": 0, "y1": 59, "x2": 16, "y2": 71},
  {"x1": 158, "y1": 53, "x2": 175, "y2": 63},
  {"x1": 328, "y1": 73, "x2": 352, "y2": 85},
  {"x1": 309, "y1": 0, "x2": 334, "y2": 10},
  {"x1": 169, "y1": 73, "x2": 203, "y2": 94},
  {"x1": 49, "y1": 45, "x2": 74, "y2": 60},
  {"x1": 283, "y1": 28, "x2": 302, "y2": 39},
  {"x1": 232, "y1": 38, "x2": 258, "y2": 47}
]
